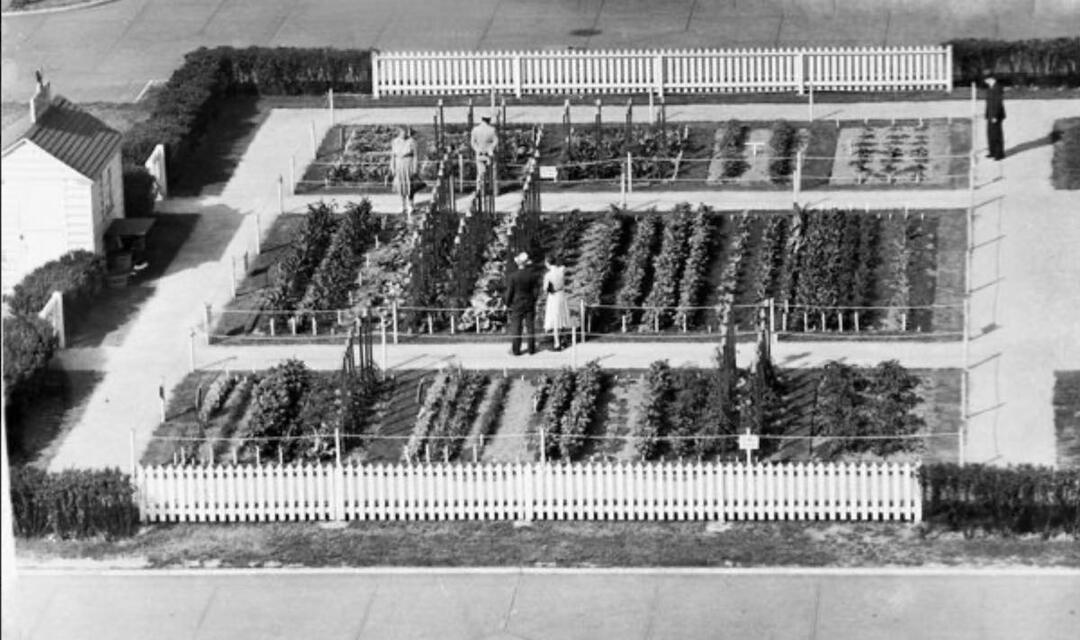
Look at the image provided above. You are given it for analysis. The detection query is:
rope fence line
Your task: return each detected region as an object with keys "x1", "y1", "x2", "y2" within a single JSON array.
[{"x1": 145, "y1": 432, "x2": 961, "y2": 443}]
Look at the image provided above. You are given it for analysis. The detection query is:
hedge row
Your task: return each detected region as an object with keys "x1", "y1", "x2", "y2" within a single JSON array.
[
  {"x1": 10, "y1": 467, "x2": 140, "y2": 539},
  {"x1": 921, "y1": 464, "x2": 1080, "y2": 537},
  {"x1": 3, "y1": 249, "x2": 106, "y2": 317},
  {"x1": 122, "y1": 47, "x2": 372, "y2": 171},
  {"x1": 1051, "y1": 118, "x2": 1080, "y2": 190},
  {"x1": 2, "y1": 314, "x2": 57, "y2": 412},
  {"x1": 949, "y1": 38, "x2": 1080, "y2": 87}
]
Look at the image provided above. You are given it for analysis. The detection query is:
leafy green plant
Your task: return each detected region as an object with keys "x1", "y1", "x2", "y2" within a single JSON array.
[
  {"x1": 406, "y1": 370, "x2": 452, "y2": 462},
  {"x1": 541, "y1": 368, "x2": 576, "y2": 460},
  {"x1": 559, "y1": 361, "x2": 603, "y2": 460},
  {"x1": 675, "y1": 205, "x2": 713, "y2": 328},
  {"x1": 199, "y1": 374, "x2": 239, "y2": 423},
  {"x1": 566, "y1": 209, "x2": 622, "y2": 308},
  {"x1": 246, "y1": 358, "x2": 312, "y2": 457},
  {"x1": 640, "y1": 207, "x2": 692, "y2": 331},
  {"x1": 264, "y1": 202, "x2": 339, "y2": 315},
  {"x1": 123, "y1": 165, "x2": 157, "y2": 218},
  {"x1": 635, "y1": 361, "x2": 673, "y2": 460},
  {"x1": 712, "y1": 120, "x2": 749, "y2": 179},
  {"x1": 767, "y1": 120, "x2": 798, "y2": 183},
  {"x1": 297, "y1": 200, "x2": 374, "y2": 318},
  {"x1": 615, "y1": 214, "x2": 659, "y2": 325}
]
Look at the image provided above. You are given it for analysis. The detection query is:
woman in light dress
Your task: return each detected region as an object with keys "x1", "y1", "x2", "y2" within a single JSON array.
[
  {"x1": 543, "y1": 255, "x2": 571, "y2": 350},
  {"x1": 389, "y1": 126, "x2": 419, "y2": 218}
]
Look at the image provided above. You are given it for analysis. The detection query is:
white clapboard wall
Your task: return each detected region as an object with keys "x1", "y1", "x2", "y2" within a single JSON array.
[
  {"x1": 135, "y1": 461, "x2": 923, "y2": 524},
  {"x1": 372, "y1": 46, "x2": 952, "y2": 98}
]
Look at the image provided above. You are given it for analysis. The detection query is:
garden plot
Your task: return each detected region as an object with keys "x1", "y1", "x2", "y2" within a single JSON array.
[
  {"x1": 706, "y1": 123, "x2": 810, "y2": 186},
  {"x1": 830, "y1": 120, "x2": 971, "y2": 187},
  {"x1": 147, "y1": 362, "x2": 961, "y2": 467},
  {"x1": 299, "y1": 123, "x2": 537, "y2": 194},
  {"x1": 213, "y1": 205, "x2": 966, "y2": 342}
]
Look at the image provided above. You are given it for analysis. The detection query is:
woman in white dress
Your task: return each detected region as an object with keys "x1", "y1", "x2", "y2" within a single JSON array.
[
  {"x1": 389, "y1": 126, "x2": 419, "y2": 218},
  {"x1": 543, "y1": 255, "x2": 571, "y2": 350}
]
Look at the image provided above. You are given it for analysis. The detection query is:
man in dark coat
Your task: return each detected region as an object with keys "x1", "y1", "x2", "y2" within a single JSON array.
[
  {"x1": 985, "y1": 75, "x2": 1006, "y2": 161},
  {"x1": 504, "y1": 252, "x2": 541, "y2": 355}
]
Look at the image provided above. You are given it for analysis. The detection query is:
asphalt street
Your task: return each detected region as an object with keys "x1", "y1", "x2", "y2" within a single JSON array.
[
  {"x1": 9, "y1": 568, "x2": 1080, "y2": 639},
  {"x1": 4, "y1": 0, "x2": 1080, "y2": 102}
]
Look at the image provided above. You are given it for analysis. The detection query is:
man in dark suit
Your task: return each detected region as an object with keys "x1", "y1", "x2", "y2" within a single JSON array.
[
  {"x1": 985, "y1": 74, "x2": 1006, "y2": 161},
  {"x1": 504, "y1": 252, "x2": 541, "y2": 356}
]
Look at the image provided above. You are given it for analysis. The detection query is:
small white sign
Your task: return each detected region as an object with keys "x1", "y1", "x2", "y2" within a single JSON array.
[
  {"x1": 539, "y1": 166, "x2": 558, "y2": 180},
  {"x1": 738, "y1": 433, "x2": 760, "y2": 451}
]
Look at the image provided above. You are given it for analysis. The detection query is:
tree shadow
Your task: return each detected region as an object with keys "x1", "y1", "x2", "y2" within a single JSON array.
[
  {"x1": 1004, "y1": 133, "x2": 1053, "y2": 158},
  {"x1": 170, "y1": 95, "x2": 267, "y2": 197},
  {"x1": 66, "y1": 214, "x2": 201, "y2": 348}
]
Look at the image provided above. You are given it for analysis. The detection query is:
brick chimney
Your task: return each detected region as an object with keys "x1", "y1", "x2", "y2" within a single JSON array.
[{"x1": 30, "y1": 70, "x2": 52, "y2": 123}]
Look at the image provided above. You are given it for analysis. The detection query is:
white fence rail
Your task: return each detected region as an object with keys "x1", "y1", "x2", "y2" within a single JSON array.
[
  {"x1": 36, "y1": 290, "x2": 65, "y2": 349},
  {"x1": 373, "y1": 46, "x2": 952, "y2": 98},
  {"x1": 135, "y1": 461, "x2": 922, "y2": 524}
]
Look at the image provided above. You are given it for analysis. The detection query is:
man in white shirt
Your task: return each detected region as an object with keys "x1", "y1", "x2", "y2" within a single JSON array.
[{"x1": 470, "y1": 113, "x2": 499, "y2": 189}]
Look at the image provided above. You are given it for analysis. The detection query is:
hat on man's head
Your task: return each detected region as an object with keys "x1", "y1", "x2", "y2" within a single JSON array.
[
  {"x1": 481, "y1": 113, "x2": 492, "y2": 122},
  {"x1": 514, "y1": 252, "x2": 530, "y2": 266}
]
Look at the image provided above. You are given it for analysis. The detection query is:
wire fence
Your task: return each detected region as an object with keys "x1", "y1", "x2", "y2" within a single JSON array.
[{"x1": 203, "y1": 299, "x2": 964, "y2": 345}]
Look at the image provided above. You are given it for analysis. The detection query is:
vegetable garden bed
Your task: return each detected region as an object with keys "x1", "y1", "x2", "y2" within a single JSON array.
[
  {"x1": 149, "y1": 362, "x2": 960, "y2": 467},
  {"x1": 213, "y1": 205, "x2": 966, "y2": 342}
]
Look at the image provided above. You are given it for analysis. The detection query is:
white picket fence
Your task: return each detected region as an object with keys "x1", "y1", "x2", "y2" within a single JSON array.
[
  {"x1": 372, "y1": 46, "x2": 952, "y2": 98},
  {"x1": 134, "y1": 461, "x2": 922, "y2": 524}
]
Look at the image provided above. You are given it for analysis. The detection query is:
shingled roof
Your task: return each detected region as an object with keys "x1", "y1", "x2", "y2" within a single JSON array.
[{"x1": 11, "y1": 96, "x2": 122, "y2": 179}]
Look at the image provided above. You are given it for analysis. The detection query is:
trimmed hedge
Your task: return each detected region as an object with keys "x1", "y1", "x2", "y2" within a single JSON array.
[
  {"x1": 949, "y1": 38, "x2": 1080, "y2": 87},
  {"x1": 122, "y1": 47, "x2": 372, "y2": 172},
  {"x1": 921, "y1": 464, "x2": 1080, "y2": 537},
  {"x1": 1051, "y1": 118, "x2": 1080, "y2": 190},
  {"x1": 3, "y1": 249, "x2": 106, "y2": 317},
  {"x1": 2, "y1": 314, "x2": 57, "y2": 409},
  {"x1": 123, "y1": 165, "x2": 158, "y2": 217},
  {"x1": 10, "y1": 466, "x2": 140, "y2": 539}
]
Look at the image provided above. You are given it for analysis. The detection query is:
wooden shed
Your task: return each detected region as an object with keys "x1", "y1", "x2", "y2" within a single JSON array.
[{"x1": 1, "y1": 76, "x2": 125, "y2": 291}]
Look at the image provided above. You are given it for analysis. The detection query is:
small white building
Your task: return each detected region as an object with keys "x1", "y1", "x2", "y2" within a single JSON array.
[{"x1": 1, "y1": 76, "x2": 125, "y2": 291}]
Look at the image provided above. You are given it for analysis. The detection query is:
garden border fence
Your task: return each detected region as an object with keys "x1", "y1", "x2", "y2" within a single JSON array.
[
  {"x1": 373, "y1": 46, "x2": 952, "y2": 98},
  {"x1": 134, "y1": 460, "x2": 922, "y2": 524}
]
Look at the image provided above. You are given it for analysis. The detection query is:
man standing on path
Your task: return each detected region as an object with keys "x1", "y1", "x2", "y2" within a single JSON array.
[
  {"x1": 985, "y1": 74, "x2": 1006, "y2": 161},
  {"x1": 471, "y1": 113, "x2": 498, "y2": 190},
  {"x1": 504, "y1": 252, "x2": 541, "y2": 356}
]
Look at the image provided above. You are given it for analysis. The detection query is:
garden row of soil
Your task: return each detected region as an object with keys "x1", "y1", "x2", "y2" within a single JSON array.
[
  {"x1": 147, "y1": 358, "x2": 960, "y2": 468},
  {"x1": 299, "y1": 118, "x2": 971, "y2": 194}
]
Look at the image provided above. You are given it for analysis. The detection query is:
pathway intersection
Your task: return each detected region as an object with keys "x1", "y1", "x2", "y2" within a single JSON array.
[{"x1": 46, "y1": 99, "x2": 1080, "y2": 472}]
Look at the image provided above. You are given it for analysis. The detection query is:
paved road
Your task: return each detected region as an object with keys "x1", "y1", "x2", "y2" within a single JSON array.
[
  {"x1": 8, "y1": 568, "x2": 1080, "y2": 639},
  {"x1": 4, "y1": 0, "x2": 1080, "y2": 102}
]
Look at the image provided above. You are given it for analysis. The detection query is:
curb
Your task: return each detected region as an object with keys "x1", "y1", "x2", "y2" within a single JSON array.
[
  {"x1": 1, "y1": 0, "x2": 118, "y2": 18},
  {"x1": 16, "y1": 565, "x2": 1080, "y2": 577}
]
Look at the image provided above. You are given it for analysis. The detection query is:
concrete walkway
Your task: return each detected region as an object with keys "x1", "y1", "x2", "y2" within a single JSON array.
[
  {"x1": 46, "y1": 97, "x2": 1080, "y2": 472},
  {"x1": 11, "y1": 569, "x2": 1080, "y2": 640}
]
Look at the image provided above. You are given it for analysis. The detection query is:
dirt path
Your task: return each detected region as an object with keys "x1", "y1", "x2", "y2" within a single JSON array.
[{"x1": 480, "y1": 378, "x2": 537, "y2": 463}]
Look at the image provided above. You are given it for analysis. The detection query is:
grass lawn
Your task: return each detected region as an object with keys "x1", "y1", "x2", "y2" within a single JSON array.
[
  {"x1": 15, "y1": 520, "x2": 1078, "y2": 569},
  {"x1": 1054, "y1": 371, "x2": 1080, "y2": 469}
]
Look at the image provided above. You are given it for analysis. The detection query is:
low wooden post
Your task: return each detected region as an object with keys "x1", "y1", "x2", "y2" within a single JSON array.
[
  {"x1": 854, "y1": 311, "x2": 860, "y2": 332},
  {"x1": 328, "y1": 88, "x2": 334, "y2": 125},
  {"x1": 203, "y1": 303, "x2": 212, "y2": 346},
  {"x1": 380, "y1": 317, "x2": 388, "y2": 378},
  {"x1": 624, "y1": 97, "x2": 633, "y2": 147},
  {"x1": 467, "y1": 98, "x2": 474, "y2": 133},
  {"x1": 427, "y1": 314, "x2": 434, "y2": 335},
  {"x1": 392, "y1": 301, "x2": 399, "y2": 344},
  {"x1": 579, "y1": 300, "x2": 586, "y2": 343},
  {"x1": 627, "y1": 152, "x2": 633, "y2": 194},
  {"x1": 270, "y1": 317, "x2": 276, "y2": 337}
]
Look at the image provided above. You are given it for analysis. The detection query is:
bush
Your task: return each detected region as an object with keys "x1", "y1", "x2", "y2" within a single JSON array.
[
  {"x1": 246, "y1": 359, "x2": 312, "y2": 456},
  {"x1": 948, "y1": 38, "x2": 1080, "y2": 87},
  {"x1": 122, "y1": 46, "x2": 373, "y2": 175},
  {"x1": 2, "y1": 314, "x2": 57, "y2": 409},
  {"x1": 635, "y1": 361, "x2": 673, "y2": 460},
  {"x1": 920, "y1": 464, "x2": 1080, "y2": 537},
  {"x1": 10, "y1": 467, "x2": 139, "y2": 539},
  {"x1": 1051, "y1": 118, "x2": 1080, "y2": 190},
  {"x1": 4, "y1": 250, "x2": 106, "y2": 317},
  {"x1": 123, "y1": 165, "x2": 158, "y2": 217}
]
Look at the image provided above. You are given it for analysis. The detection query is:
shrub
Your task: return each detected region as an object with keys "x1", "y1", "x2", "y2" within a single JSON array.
[
  {"x1": 264, "y1": 202, "x2": 339, "y2": 314},
  {"x1": 948, "y1": 38, "x2": 1080, "y2": 87},
  {"x1": 199, "y1": 374, "x2": 239, "y2": 423},
  {"x1": 246, "y1": 359, "x2": 312, "y2": 455},
  {"x1": 675, "y1": 205, "x2": 712, "y2": 327},
  {"x1": 559, "y1": 361, "x2": 603, "y2": 460},
  {"x1": 1051, "y1": 118, "x2": 1080, "y2": 190},
  {"x1": 297, "y1": 199, "x2": 374, "y2": 317},
  {"x1": 4, "y1": 250, "x2": 106, "y2": 317},
  {"x1": 2, "y1": 314, "x2": 57, "y2": 409},
  {"x1": 640, "y1": 206, "x2": 692, "y2": 331},
  {"x1": 10, "y1": 467, "x2": 139, "y2": 539},
  {"x1": 920, "y1": 464, "x2": 1080, "y2": 537},
  {"x1": 713, "y1": 120, "x2": 749, "y2": 179},
  {"x1": 122, "y1": 165, "x2": 158, "y2": 218},
  {"x1": 541, "y1": 368, "x2": 576, "y2": 460},
  {"x1": 615, "y1": 214, "x2": 659, "y2": 325},
  {"x1": 566, "y1": 210, "x2": 622, "y2": 308}
]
